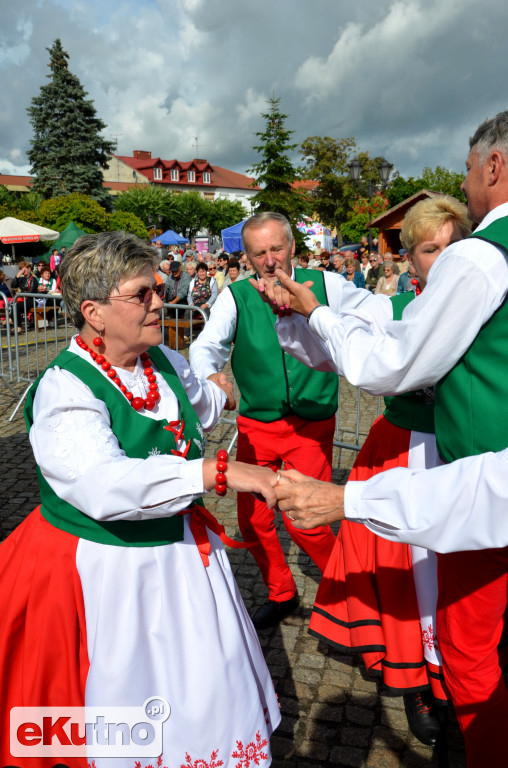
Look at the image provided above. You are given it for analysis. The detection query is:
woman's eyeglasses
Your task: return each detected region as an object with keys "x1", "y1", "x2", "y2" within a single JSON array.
[{"x1": 98, "y1": 284, "x2": 166, "y2": 305}]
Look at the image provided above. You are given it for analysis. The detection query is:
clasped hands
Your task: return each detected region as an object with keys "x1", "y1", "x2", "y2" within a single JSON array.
[
  {"x1": 248, "y1": 269, "x2": 321, "y2": 318},
  {"x1": 272, "y1": 469, "x2": 345, "y2": 528}
]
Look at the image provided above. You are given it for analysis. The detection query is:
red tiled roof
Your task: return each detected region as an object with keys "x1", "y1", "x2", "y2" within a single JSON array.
[
  {"x1": 292, "y1": 180, "x2": 319, "y2": 192},
  {"x1": 114, "y1": 155, "x2": 259, "y2": 190},
  {"x1": 0, "y1": 174, "x2": 33, "y2": 187}
]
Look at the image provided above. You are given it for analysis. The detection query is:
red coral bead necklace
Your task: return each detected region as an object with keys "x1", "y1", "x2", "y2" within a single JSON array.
[{"x1": 76, "y1": 335, "x2": 160, "y2": 411}]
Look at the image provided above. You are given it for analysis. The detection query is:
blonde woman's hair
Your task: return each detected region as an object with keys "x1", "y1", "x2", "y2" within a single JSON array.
[{"x1": 400, "y1": 195, "x2": 471, "y2": 254}]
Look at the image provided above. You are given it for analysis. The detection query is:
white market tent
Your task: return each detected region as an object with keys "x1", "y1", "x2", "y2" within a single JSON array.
[{"x1": 0, "y1": 216, "x2": 59, "y2": 258}]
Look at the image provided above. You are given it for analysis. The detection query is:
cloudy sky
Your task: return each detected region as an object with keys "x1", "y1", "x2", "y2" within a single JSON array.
[{"x1": 1, "y1": 0, "x2": 507, "y2": 182}]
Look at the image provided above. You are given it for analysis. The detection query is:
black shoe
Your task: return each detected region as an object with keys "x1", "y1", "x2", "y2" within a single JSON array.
[
  {"x1": 252, "y1": 592, "x2": 300, "y2": 630},
  {"x1": 403, "y1": 691, "x2": 441, "y2": 746}
]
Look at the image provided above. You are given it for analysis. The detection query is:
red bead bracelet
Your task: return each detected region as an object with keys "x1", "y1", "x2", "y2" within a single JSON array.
[{"x1": 215, "y1": 449, "x2": 228, "y2": 496}]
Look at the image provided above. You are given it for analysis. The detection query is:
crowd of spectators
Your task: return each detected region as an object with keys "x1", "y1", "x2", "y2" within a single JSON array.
[{"x1": 155, "y1": 235, "x2": 419, "y2": 325}]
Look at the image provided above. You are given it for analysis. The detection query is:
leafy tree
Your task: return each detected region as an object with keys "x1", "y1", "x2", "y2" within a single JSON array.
[
  {"x1": 172, "y1": 192, "x2": 212, "y2": 241},
  {"x1": 340, "y1": 193, "x2": 389, "y2": 243},
  {"x1": 248, "y1": 97, "x2": 309, "y2": 246},
  {"x1": 207, "y1": 198, "x2": 247, "y2": 238},
  {"x1": 0, "y1": 187, "x2": 17, "y2": 209},
  {"x1": 27, "y1": 39, "x2": 116, "y2": 205},
  {"x1": 114, "y1": 184, "x2": 180, "y2": 231},
  {"x1": 386, "y1": 166, "x2": 466, "y2": 207},
  {"x1": 38, "y1": 193, "x2": 108, "y2": 233},
  {"x1": 16, "y1": 190, "x2": 44, "y2": 213},
  {"x1": 420, "y1": 166, "x2": 465, "y2": 201},
  {"x1": 300, "y1": 136, "x2": 390, "y2": 238},
  {"x1": 384, "y1": 174, "x2": 423, "y2": 207},
  {"x1": 108, "y1": 211, "x2": 149, "y2": 240}
]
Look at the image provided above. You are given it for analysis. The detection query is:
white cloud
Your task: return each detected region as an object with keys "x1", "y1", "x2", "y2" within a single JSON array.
[{"x1": 1, "y1": 0, "x2": 508, "y2": 182}]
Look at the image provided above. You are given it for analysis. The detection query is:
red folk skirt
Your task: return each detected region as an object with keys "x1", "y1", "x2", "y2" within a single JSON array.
[{"x1": 309, "y1": 416, "x2": 448, "y2": 700}]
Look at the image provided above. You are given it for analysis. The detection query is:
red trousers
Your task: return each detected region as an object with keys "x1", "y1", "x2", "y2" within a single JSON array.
[
  {"x1": 236, "y1": 413, "x2": 336, "y2": 601},
  {"x1": 437, "y1": 547, "x2": 508, "y2": 767}
]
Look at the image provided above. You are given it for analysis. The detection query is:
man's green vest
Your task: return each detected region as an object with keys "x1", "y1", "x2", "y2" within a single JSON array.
[
  {"x1": 383, "y1": 292, "x2": 435, "y2": 434},
  {"x1": 435, "y1": 219, "x2": 508, "y2": 462},
  {"x1": 24, "y1": 346, "x2": 205, "y2": 547},
  {"x1": 229, "y1": 270, "x2": 338, "y2": 422}
]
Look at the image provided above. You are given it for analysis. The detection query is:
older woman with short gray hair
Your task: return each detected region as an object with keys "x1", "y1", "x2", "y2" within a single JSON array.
[{"x1": 0, "y1": 230, "x2": 281, "y2": 766}]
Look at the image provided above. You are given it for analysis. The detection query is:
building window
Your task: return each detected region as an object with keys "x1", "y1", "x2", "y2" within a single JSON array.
[
  {"x1": 187, "y1": 171, "x2": 195, "y2": 182},
  {"x1": 203, "y1": 172, "x2": 211, "y2": 184},
  {"x1": 170, "y1": 169, "x2": 179, "y2": 181},
  {"x1": 153, "y1": 168, "x2": 162, "y2": 180}
]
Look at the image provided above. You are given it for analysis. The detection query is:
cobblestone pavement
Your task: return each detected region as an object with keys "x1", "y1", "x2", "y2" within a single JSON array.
[{"x1": 0, "y1": 349, "x2": 467, "y2": 767}]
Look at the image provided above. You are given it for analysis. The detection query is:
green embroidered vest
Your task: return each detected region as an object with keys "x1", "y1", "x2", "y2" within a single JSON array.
[
  {"x1": 24, "y1": 346, "x2": 205, "y2": 546},
  {"x1": 229, "y1": 270, "x2": 338, "y2": 422},
  {"x1": 383, "y1": 292, "x2": 435, "y2": 434},
  {"x1": 435, "y1": 219, "x2": 508, "y2": 461}
]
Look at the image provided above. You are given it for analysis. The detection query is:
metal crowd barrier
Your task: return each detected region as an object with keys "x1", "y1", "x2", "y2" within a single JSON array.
[
  {"x1": 3, "y1": 295, "x2": 381, "y2": 458},
  {"x1": 3, "y1": 297, "x2": 207, "y2": 420}
]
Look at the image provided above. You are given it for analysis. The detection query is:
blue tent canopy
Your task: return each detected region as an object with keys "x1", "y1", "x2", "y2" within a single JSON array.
[
  {"x1": 221, "y1": 220, "x2": 247, "y2": 253},
  {"x1": 152, "y1": 229, "x2": 187, "y2": 246}
]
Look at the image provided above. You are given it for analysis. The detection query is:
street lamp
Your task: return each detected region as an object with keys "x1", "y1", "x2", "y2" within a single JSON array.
[
  {"x1": 148, "y1": 214, "x2": 163, "y2": 238},
  {"x1": 348, "y1": 158, "x2": 393, "y2": 250}
]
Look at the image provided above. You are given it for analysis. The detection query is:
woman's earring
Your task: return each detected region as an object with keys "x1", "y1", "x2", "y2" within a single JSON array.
[{"x1": 92, "y1": 333, "x2": 104, "y2": 348}]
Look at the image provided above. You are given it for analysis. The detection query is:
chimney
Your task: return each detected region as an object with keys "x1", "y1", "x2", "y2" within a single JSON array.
[{"x1": 133, "y1": 150, "x2": 152, "y2": 159}]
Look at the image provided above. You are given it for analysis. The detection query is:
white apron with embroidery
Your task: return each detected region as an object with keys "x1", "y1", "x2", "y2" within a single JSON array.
[{"x1": 29, "y1": 338, "x2": 280, "y2": 768}]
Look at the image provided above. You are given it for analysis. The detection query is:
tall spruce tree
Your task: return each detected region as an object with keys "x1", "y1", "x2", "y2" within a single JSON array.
[
  {"x1": 27, "y1": 39, "x2": 116, "y2": 205},
  {"x1": 248, "y1": 97, "x2": 309, "y2": 243}
]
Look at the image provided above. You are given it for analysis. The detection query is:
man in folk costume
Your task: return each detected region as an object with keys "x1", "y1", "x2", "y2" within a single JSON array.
[
  {"x1": 256, "y1": 113, "x2": 508, "y2": 767},
  {"x1": 190, "y1": 212, "x2": 380, "y2": 629}
]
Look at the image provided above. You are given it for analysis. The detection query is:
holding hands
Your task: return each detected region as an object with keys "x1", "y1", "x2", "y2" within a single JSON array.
[
  {"x1": 274, "y1": 469, "x2": 345, "y2": 528},
  {"x1": 249, "y1": 269, "x2": 320, "y2": 318}
]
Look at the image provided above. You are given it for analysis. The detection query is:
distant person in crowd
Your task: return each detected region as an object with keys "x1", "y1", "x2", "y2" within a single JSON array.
[
  {"x1": 365, "y1": 252, "x2": 385, "y2": 291},
  {"x1": 0, "y1": 269, "x2": 14, "y2": 330},
  {"x1": 50, "y1": 248, "x2": 61, "y2": 274},
  {"x1": 36, "y1": 261, "x2": 48, "y2": 278},
  {"x1": 188, "y1": 261, "x2": 218, "y2": 317},
  {"x1": 397, "y1": 259, "x2": 418, "y2": 294},
  {"x1": 397, "y1": 248, "x2": 410, "y2": 273},
  {"x1": 186, "y1": 261, "x2": 197, "y2": 280},
  {"x1": 208, "y1": 261, "x2": 224, "y2": 292},
  {"x1": 375, "y1": 260, "x2": 399, "y2": 296},
  {"x1": 11, "y1": 261, "x2": 38, "y2": 295},
  {"x1": 332, "y1": 253, "x2": 345, "y2": 274},
  {"x1": 341, "y1": 257, "x2": 365, "y2": 288},
  {"x1": 153, "y1": 240, "x2": 168, "y2": 258},
  {"x1": 196, "y1": 252, "x2": 206, "y2": 264},
  {"x1": 312, "y1": 240, "x2": 322, "y2": 255},
  {"x1": 158, "y1": 260, "x2": 171, "y2": 281},
  {"x1": 360, "y1": 252, "x2": 372, "y2": 281},
  {"x1": 37, "y1": 265, "x2": 57, "y2": 295},
  {"x1": 319, "y1": 251, "x2": 335, "y2": 272},
  {"x1": 216, "y1": 254, "x2": 229, "y2": 275},
  {"x1": 164, "y1": 260, "x2": 191, "y2": 305},
  {"x1": 222, "y1": 259, "x2": 241, "y2": 289},
  {"x1": 297, "y1": 253, "x2": 310, "y2": 269}
]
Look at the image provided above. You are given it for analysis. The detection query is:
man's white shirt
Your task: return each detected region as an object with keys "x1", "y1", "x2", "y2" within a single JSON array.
[{"x1": 275, "y1": 203, "x2": 508, "y2": 553}]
